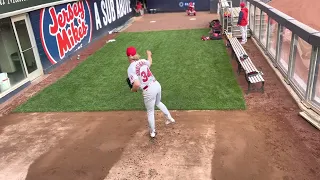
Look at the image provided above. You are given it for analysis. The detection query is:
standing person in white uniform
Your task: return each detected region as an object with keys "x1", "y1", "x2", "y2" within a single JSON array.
[{"x1": 126, "y1": 46, "x2": 175, "y2": 138}]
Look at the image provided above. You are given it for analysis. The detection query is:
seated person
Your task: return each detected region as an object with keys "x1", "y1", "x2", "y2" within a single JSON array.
[
  {"x1": 188, "y1": 2, "x2": 195, "y2": 11},
  {"x1": 135, "y1": 1, "x2": 144, "y2": 16}
]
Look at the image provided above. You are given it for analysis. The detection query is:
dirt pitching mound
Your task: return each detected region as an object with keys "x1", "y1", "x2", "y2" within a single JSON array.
[{"x1": 1, "y1": 110, "x2": 319, "y2": 180}]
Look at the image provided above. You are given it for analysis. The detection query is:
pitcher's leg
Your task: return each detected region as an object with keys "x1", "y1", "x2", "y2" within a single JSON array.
[
  {"x1": 147, "y1": 105, "x2": 156, "y2": 136},
  {"x1": 144, "y1": 96, "x2": 157, "y2": 137},
  {"x1": 155, "y1": 84, "x2": 175, "y2": 124},
  {"x1": 156, "y1": 102, "x2": 171, "y2": 118}
]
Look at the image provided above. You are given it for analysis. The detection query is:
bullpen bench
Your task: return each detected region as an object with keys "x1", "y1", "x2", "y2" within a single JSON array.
[{"x1": 225, "y1": 32, "x2": 265, "y2": 94}]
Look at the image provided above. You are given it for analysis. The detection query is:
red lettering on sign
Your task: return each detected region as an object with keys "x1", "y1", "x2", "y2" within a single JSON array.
[
  {"x1": 49, "y1": 2, "x2": 85, "y2": 35},
  {"x1": 56, "y1": 21, "x2": 88, "y2": 58},
  {"x1": 67, "y1": 4, "x2": 74, "y2": 22},
  {"x1": 40, "y1": 0, "x2": 92, "y2": 65},
  {"x1": 71, "y1": 23, "x2": 80, "y2": 42},
  {"x1": 49, "y1": 8, "x2": 59, "y2": 35},
  {"x1": 57, "y1": 29, "x2": 72, "y2": 58},
  {"x1": 47, "y1": 1, "x2": 88, "y2": 59}
]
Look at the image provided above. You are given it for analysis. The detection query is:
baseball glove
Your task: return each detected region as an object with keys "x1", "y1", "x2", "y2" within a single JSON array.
[{"x1": 126, "y1": 78, "x2": 133, "y2": 89}]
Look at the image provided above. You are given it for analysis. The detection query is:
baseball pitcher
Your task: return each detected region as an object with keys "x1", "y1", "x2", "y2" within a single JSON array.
[{"x1": 126, "y1": 46, "x2": 175, "y2": 138}]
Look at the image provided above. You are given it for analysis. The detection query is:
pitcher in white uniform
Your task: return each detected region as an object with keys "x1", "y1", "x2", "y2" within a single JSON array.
[{"x1": 126, "y1": 46, "x2": 175, "y2": 138}]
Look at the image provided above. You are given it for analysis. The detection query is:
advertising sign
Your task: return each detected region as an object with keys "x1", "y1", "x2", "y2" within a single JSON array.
[
  {"x1": 29, "y1": 0, "x2": 134, "y2": 72},
  {"x1": 39, "y1": 0, "x2": 92, "y2": 64},
  {"x1": 92, "y1": 0, "x2": 133, "y2": 39},
  {"x1": 178, "y1": 1, "x2": 195, "y2": 8},
  {"x1": 146, "y1": 0, "x2": 210, "y2": 12}
]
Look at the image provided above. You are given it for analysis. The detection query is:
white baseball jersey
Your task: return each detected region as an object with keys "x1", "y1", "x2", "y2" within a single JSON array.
[{"x1": 127, "y1": 59, "x2": 156, "y2": 90}]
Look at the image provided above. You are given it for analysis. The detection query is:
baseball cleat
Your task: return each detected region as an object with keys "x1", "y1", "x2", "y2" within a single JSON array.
[
  {"x1": 150, "y1": 131, "x2": 156, "y2": 138},
  {"x1": 165, "y1": 117, "x2": 175, "y2": 125}
]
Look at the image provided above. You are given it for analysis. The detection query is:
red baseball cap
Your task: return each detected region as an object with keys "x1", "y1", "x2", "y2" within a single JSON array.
[
  {"x1": 126, "y1": 46, "x2": 137, "y2": 56},
  {"x1": 240, "y1": 2, "x2": 245, "y2": 8}
]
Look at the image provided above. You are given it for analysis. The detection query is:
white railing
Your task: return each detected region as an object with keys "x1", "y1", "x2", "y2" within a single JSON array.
[{"x1": 246, "y1": 0, "x2": 320, "y2": 129}]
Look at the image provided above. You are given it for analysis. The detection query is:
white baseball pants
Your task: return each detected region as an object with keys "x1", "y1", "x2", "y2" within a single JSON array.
[
  {"x1": 240, "y1": 25, "x2": 248, "y2": 42},
  {"x1": 142, "y1": 81, "x2": 172, "y2": 133}
]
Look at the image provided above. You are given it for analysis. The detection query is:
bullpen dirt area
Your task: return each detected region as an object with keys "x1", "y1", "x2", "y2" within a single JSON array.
[
  {"x1": 0, "y1": 12, "x2": 319, "y2": 180},
  {"x1": 125, "y1": 12, "x2": 218, "y2": 32}
]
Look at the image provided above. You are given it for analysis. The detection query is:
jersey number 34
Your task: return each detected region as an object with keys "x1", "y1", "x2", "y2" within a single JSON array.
[{"x1": 141, "y1": 67, "x2": 153, "y2": 82}]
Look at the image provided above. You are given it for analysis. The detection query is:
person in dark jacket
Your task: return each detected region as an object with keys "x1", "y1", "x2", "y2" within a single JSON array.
[{"x1": 237, "y1": 2, "x2": 249, "y2": 44}]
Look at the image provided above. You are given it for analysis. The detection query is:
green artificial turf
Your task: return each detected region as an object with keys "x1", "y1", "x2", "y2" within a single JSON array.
[{"x1": 14, "y1": 29, "x2": 246, "y2": 112}]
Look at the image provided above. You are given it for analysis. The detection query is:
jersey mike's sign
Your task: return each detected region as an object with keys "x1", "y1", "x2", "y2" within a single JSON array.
[
  {"x1": 39, "y1": 0, "x2": 92, "y2": 64},
  {"x1": 29, "y1": 0, "x2": 134, "y2": 72}
]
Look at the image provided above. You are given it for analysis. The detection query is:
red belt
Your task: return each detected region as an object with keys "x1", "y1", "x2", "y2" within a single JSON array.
[{"x1": 143, "y1": 80, "x2": 156, "y2": 90}]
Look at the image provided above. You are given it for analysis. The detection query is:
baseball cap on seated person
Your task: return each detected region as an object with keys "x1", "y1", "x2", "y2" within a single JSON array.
[
  {"x1": 240, "y1": 2, "x2": 245, "y2": 8},
  {"x1": 126, "y1": 46, "x2": 137, "y2": 56}
]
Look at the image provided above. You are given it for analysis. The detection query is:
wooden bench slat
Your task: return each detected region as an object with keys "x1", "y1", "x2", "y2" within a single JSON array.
[
  {"x1": 254, "y1": 76, "x2": 260, "y2": 82},
  {"x1": 252, "y1": 74, "x2": 264, "y2": 81},
  {"x1": 250, "y1": 75, "x2": 260, "y2": 83},
  {"x1": 251, "y1": 77, "x2": 258, "y2": 83},
  {"x1": 241, "y1": 61, "x2": 252, "y2": 73},
  {"x1": 230, "y1": 38, "x2": 257, "y2": 73},
  {"x1": 233, "y1": 41, "x2": 257, "y2": 73},
  {"x1": 246, "y1": 60, "x2": 257, "y2": 72},
  {"x1": 248, "y1": 76, "x2": 254, "y2": 83},
  {"x1": 249, "y1": 75, "x2": 264, "y2": 83},
  {"x1": 258, "y1": 75, "x2": 265, "y2": 81},
  {"x1": 226, "y1": 35, "x2": 265, "y2": 94},
  {"x1": 228, "y1": 37, "x2": 265, "y2": 84},
  {"x1": 253, "y1": 76, "x2": 259, "y2": 83}
]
